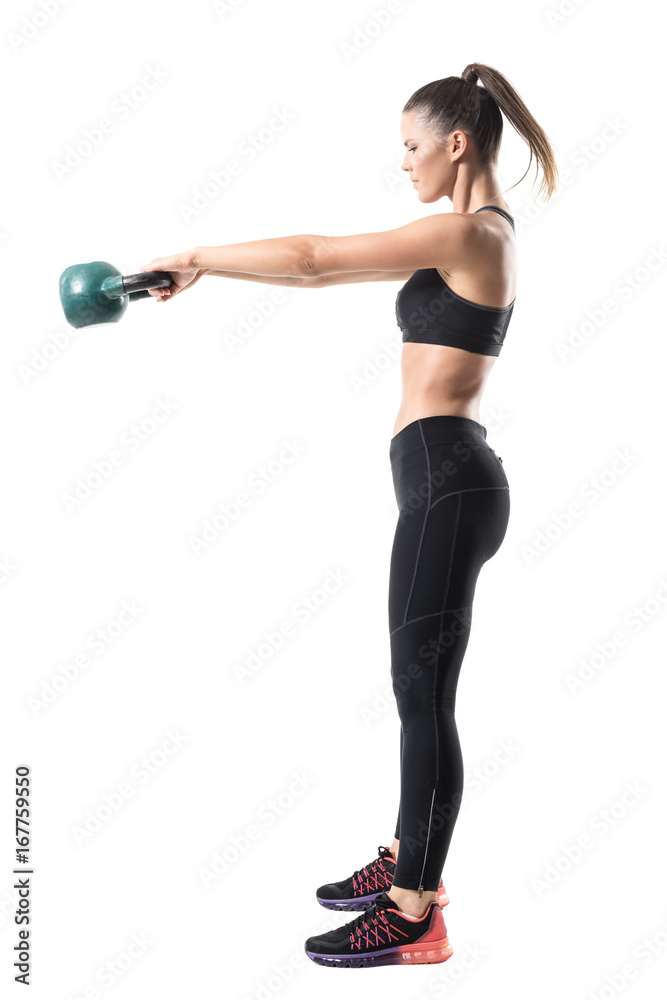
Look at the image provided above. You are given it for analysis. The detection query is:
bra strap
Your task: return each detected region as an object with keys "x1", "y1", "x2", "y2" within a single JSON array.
[{"x1": 474, "y1": 204, "x2": 515, "y2": 231}]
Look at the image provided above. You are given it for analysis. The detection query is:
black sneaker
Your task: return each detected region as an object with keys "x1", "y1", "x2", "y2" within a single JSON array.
[
  {"x1": 316, "y1": 845, "x2": 450, "y2": 910},
  {"x1": 305, "y1": 890, "x2": 453, "y2": 968}
]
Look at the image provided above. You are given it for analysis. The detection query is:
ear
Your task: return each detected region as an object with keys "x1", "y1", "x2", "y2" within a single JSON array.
[{"x1": 450, "y1": 129, "x2": 468, "y2": 158}]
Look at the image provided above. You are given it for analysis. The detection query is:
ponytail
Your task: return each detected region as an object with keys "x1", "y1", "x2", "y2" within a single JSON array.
[{"x1": 403, "y1": 64, "x2": 559, "y2": 201}]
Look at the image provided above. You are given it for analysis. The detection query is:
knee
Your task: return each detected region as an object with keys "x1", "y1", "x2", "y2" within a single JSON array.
[{"x1": 391, "y1": 667, "x2": 430, "y2": 724}]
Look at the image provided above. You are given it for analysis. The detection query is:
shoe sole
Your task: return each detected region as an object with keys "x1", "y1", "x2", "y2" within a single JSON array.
[
  {"x1": 316, "y1": 888, "x2": 450, "y2": 911},
  {"x1": 305, "y1": 936, "x2": 453, "y2": 967}
]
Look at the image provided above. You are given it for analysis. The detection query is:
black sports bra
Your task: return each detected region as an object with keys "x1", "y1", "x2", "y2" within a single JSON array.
[{"x1": 395, "y1": 205, "x2": 515, "y2": 356}]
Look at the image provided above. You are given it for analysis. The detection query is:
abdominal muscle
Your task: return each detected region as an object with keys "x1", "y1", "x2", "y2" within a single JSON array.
[{"x1": 392, "y1": 341, "x2": 497, "y2": 439}]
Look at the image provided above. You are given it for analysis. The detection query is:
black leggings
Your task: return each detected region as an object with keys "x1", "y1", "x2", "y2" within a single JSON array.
[{"x1": 388, "y1": 415, "x2": 510, "y2": 892}]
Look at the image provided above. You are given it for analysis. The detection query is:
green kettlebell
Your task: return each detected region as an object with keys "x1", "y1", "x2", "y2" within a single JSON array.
[{"x1": 59, "y1": 260, "x2": 173, "y2": 328}]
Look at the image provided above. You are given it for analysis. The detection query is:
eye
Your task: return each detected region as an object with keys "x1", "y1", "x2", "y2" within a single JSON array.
[{"x1": 409, "y1": 146, "x2": 417, "y2": 153}]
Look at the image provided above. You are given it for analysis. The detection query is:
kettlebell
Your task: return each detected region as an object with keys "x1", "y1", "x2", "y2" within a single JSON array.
[{"x1": 59, "y1": 260, "x2": 173, "y2": 328}]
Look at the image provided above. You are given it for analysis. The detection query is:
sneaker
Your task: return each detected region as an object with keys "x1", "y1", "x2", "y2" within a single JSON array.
[
  {"x1": 305, "y1": 890, "x2": 454, "y2": 968},
  {"x1": 315, "y1": 845, "x2": 450, "y2": 911}
]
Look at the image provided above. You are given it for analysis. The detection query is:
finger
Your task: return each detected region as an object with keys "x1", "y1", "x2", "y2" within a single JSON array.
[{"x1": 140, "y1": 259, "x2": 170, "y2": 273}]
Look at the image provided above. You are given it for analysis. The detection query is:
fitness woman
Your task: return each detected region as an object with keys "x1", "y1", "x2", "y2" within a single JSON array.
[{"x1": 140, "y1": 63, "x2": 558, "y2": 968}]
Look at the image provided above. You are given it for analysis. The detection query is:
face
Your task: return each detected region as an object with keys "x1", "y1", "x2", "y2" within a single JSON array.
[{"x1": 400, "y1": 110, "x2": 465, "y2": 203}]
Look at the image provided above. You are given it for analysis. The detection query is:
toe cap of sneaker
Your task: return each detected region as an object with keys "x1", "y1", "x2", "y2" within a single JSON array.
[
  {"x1": 316, "y1": 882, "x2": 344, "y2": 901},
  {"x1": 305, "y1": 930, "x2": 346, "y2": 955}
]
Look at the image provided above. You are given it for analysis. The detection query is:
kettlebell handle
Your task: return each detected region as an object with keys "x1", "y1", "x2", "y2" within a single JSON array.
[{"x1": 100, "y1": 270, "x2": 174, "y2": 301}]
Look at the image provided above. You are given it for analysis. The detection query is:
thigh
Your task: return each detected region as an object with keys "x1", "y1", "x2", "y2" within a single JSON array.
[{"x1": 388, "y1": 437, "x2": 509, "y2": 635}]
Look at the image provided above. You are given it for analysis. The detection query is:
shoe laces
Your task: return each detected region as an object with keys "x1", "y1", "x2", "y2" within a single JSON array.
[
  {"x1": 351, "y1": 845, "x2": 395, "y2": 895},
  {"x1": 344, "y1": 894, "x2": 410, "y2": 950}
]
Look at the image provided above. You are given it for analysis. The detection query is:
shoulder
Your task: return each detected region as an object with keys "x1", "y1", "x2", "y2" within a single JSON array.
[
  {"x1": 311, "y1": 211, "x2": 482, "y2": 276},
  {"x1": 438, "y1": 210, "x2": 514, "y2": 275},
  {"x1": 400, "y1": 211, "x2": 477, "y2": 243},
  {"x1": 405, "y1": 210, "x2": 495, "y2": 257},
  {"x1": 405, "y1": 211, "x2": 489, "y2": 271}
]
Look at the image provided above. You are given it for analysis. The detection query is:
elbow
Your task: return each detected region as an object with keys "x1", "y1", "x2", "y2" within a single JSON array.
[{"x1": 296, "y1": 237, "x2": 325, "y2": 278}]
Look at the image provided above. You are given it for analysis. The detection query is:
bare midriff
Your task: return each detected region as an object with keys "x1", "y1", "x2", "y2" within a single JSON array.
[{"x1": 392, "y1": 342, "x2": 497, "y2": 439}]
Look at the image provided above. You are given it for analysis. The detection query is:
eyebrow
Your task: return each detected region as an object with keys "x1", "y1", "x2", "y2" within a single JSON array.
[{"x1": 403, "y1": 139, "x2": 415, "y2": 147}]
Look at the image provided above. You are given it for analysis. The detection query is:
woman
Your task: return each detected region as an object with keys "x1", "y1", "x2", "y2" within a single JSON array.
[{"x1": 141, "y1": 63, "x2": 557, "y2": 968}]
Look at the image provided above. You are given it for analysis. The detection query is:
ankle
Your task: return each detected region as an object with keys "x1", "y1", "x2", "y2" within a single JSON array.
[{"x1": 387, "y1": 885, "x2": 436, "y2": 919}]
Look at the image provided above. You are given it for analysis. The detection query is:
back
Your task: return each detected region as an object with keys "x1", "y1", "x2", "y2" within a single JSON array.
[{"x1": 395, "y1": 206, "x2": 516, "y2": 357}]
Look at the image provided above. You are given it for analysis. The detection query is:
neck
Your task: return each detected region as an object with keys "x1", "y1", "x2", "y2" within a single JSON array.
[{"x1": 450, "y1": 167, "x2": 507, "y2": 215}]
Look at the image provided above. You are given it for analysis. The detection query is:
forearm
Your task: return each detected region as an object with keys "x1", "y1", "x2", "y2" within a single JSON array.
[
  {"x1": 193, "y1": 235, "x2": 315, "y2": 277},
  {"x1": 203, "y1": 268, "x2": 313, "y2": 287}
]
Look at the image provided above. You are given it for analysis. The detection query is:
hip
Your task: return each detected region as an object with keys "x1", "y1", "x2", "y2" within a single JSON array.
[{"x1": 389, "y1": 414, "x2": 509, "y2": 510}]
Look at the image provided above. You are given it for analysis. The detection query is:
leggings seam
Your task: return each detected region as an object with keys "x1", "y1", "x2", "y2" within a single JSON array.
[
  {"x1": 432, "y1": 492, "x2": 460, "y2": 791},
  {"x1": 433, "y1": 492, "x2": 461, "y2": 785},
  {"x1": 430, "y1": 484, "x2": 509, "y2": 511},
  {"x1": 402, "y1": 421, "x2": 432, "y2": 626},
  {"x1": 389, "y1": 605, "x2": 473, "y2": 638},
  {"x1": 441, "y1": 491, "x2": 462, "y2": 614},
  {"x1": 434, "y1": 611, "x2": 444, "y2": 785}
]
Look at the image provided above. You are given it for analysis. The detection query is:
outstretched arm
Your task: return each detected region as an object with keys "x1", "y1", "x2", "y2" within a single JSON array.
[
  {"x1": 141, "y1": 213, "x2": 471, "y2": 301},
  {"x1": 194, "y1": 212, "x2": 472, "y2": 276},
  {"x1": 203, "y1": 268, "x2": 415, "y2": 288}
]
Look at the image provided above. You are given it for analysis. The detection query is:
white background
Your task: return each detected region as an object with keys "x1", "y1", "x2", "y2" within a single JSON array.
[{"x1": 2, "y1": 0, "x2": 666, "y2": 997}]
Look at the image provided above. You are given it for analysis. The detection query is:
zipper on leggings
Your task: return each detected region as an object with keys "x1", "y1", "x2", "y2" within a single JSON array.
[{"x1": 417, "y1": 786, "x2": 437, "y2": 898}]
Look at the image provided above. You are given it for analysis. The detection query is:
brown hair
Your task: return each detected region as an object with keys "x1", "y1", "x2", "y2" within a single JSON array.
[{"x1": 403, "y1": 63, "x2": 559, "y2": 202}]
